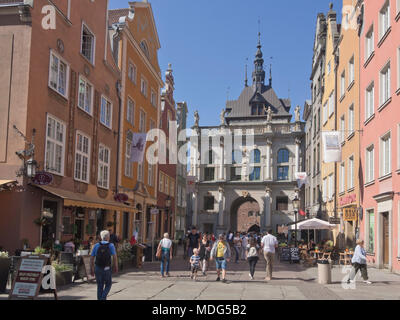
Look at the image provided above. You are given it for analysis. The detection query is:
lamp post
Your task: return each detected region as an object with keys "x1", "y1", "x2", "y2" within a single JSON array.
[{"x1": 292, "y1": 195, "x2": 300, "y2": 247}]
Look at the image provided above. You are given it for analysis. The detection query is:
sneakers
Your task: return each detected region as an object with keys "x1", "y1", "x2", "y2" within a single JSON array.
[
  {"x1": 202, "y1": 272, "x2": 206, "y2": 276},
  {"x1": 264, "y1": 277, "x2": 271, "y2": 281},
  {"x1": 216, "y1": 277, "x2": 220, "y2": 282},
  {"x1": 249, "y1": 273, "x2": 254, "y2": 280},
  {"x1": 364, "y1": 281, "x2": 372, "y2": 285},
  {"x1": 222, "y1": 278, "x2": 227, "y2": 283},
  {"x1": 190, "y1": 274, "x2": 193, "y2": 280}
]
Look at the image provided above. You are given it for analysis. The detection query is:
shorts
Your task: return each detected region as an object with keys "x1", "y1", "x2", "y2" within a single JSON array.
[
  {"x1": 191, "y1": 265, "x2": 200, "y2": 273},
  {"x1": 215, "y1": 258, "x2": 227, "y2": 270}
]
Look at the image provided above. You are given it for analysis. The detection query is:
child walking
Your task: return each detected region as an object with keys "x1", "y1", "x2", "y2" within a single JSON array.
[{"x1": 190, "y1": 248, "x2": 201, "y2": 280}]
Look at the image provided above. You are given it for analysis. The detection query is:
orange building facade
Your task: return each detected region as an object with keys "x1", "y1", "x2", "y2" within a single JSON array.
[{"x1": 109, "y1": 1, "x2": 163, "y2": 243}]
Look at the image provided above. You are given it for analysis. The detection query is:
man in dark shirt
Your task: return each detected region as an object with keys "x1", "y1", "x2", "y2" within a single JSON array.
[{"x1": 187, "y1": 227, "x2": 200, "y2": 259}]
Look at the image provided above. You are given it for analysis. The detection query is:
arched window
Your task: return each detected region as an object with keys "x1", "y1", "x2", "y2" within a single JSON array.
[
  {"x1": 140, "y1": 40, "x2": 149, "y2": 58},
  {"x1": 250, "y1": 149, "x2": 261, "y2": 163},
  {"x1": 277, "y1": 149, "x2": 289, "y2": 163}
]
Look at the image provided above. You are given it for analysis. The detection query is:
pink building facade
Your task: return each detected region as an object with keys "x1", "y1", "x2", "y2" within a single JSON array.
[{"x1": 359, "y1": 0, "x2": 400, "y2": 273}]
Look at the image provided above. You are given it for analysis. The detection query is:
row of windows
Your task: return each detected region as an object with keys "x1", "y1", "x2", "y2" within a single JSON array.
[
  {"x1": 159, "y1": 172, "x2": 175, "y2": 197},
  {"x1": 127, "y1": 61, "x2": 158, "y2": 107},
  {"x1": 207, "y1": 148, "x2": 289, "y2": 165},
  {"x1": 49, "y1": 50, "x2": 114, "y2": 130},
  {"x1": 203, "y1": 166, "x2": 289, "y2": 182},
  {"x1": 45, "y1": 114, "x2": 111, "y2": 189},
  {"x1": 125, "y1": 97, "x2": 155, "y2": 132},
  {"x1": 203, "y1": 195, "x2": 289, "y2": 211}
]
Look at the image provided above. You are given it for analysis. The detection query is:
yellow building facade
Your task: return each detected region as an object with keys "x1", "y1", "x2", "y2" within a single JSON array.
[
  {"x1": 321, "y1": 6, "x2": 340, "y2": 241},
  {"x1": 110, "y1": 2, "x2": 163, "y2": 242},
  {"x1": 335, "y1": 0, "x2": 361, "y2": 248}
]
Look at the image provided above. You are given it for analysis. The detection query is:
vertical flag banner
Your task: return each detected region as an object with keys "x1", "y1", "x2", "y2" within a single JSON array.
[
  {"x1": 130, "y1": 133, "x2": 147, "y2": 163},
  {"x1": 295, "y1": 172, "x2": 308, "y2": 188},
  {"x1": 322, "y1": 131, "x2": 342, "y2": 163}
]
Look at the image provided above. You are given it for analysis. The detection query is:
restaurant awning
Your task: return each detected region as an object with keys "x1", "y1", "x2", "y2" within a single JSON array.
[
  {"x1": 289, "y1": 218, "x2": 336, "y2": 230},
  {"x1": 34, "y1": 185, "x2": 135, "y2": 213}
]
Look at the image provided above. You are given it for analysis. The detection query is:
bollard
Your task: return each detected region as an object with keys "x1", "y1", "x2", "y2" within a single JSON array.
[{"x1": 317, "y1": 259, "x2": 332, "y2": 284}]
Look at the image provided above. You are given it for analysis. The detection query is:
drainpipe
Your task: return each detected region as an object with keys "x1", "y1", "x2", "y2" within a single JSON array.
[{"x1": 116, "y1": 79, "x2": 122, "y2": 196}]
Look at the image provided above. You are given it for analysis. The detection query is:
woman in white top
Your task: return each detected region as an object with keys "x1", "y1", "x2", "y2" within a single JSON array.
[{"x1": 158, "y1": 233, "x2": 173, "y2": 278}]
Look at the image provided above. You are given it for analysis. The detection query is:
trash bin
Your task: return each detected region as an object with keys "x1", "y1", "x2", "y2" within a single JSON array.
[{"x1": 317, "y1": 259, "x2": 332, "y2": 284}]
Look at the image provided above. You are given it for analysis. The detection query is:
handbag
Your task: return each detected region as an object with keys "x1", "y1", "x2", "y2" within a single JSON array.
[{"x1": 156, "y1": 241, "x2": 162, "y2": 259}]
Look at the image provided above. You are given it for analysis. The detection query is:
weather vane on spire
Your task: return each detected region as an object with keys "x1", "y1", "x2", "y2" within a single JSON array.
[{"x1": 257, "y1": 17, "x2": 261, "y2": 45}]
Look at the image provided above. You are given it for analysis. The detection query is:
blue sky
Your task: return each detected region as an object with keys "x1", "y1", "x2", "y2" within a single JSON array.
[{"x1": 109, "y1": 0, "x2": 342, "y2": 127}]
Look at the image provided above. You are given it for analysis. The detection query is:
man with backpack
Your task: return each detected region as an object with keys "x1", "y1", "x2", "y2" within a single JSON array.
[{"x1": 90, "y1": 230, "x2": 118, "y2": 300}]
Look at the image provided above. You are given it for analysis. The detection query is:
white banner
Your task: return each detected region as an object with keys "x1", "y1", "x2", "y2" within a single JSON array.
[
  {"x1": 295, "y1": 172, "x2": 308, "y2": 188},
  {"x1": 130, "y1": 133, "x2": 147, "y2": 163},
  {"x1": 322, "y1": 131, "x2": 342, "y2": 163}
]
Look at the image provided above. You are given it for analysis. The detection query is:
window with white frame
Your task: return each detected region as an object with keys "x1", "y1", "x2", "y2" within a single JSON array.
[
  {"x1": 164, "y1": 175, "x2": 169, "y2": 195},
  {"x1": 139, "y1": 110, "x2": 146, "y2": 133},
  {"x1": 74, "y1": 132, "x2": 90, "y2": 183},
  {"x1": 340, "y1": 115, "x2": 345, "y2": 143},
  {"x1": 380, "y1": 132, "x2": 391, "y2": 177},
  {"x1": 128, "y1": 62, "x2": 136, "y2": 84},
  {"x1": 365, "y1": 26, "x2": 374, "y2": 61},
  {"x1": 159, "y1": 172, "x2": 164, "y2": 192},
  {"x1": 329, "y1": 91, "x2": 335, "y2": 116},
  {"x1": 127, "y1": 98, "x2": 134, "y2": 126},
  {"x1": 366, "y1": 145, "x2": 374, "y2": 183},
  {"x1": 340, "y1": 72, "x2": 345, "y2": 97},
  {"x1": 49, "y1": 51, "x2": 68, "y2": 98},
  {"x1": 151, "y1": 89, "x2": 157, "y2": 107},
  {"x1": 125, "y1": 131, "x2": 133, "y2": 178},
  {"x1": 323, "y1": 102, "x2": 328, "y2": 124},
  {"x1": 45, "y1": 115, "x2": 66, "y2": 175},
  {"x1": 140, "y1": 77, "x2": 147, "y2": 97},
  {"x1": 340, "y1": 162, "x2": 345, "y2": 193},
  {"x1": 137, "y1": 162, "x2": 143, "y2": 182},
  {"x1": 328, "y1": 174, "x2": 334, "y2": 200},
  {"x1": 348, "y1": 156, "x2": 354, "y2": 190},
  {"x1": 148, "y1": 164, "x2": 154, "y2": 186},
  {"x1": 379, "y1": 0, "x2": 390, "y2": 40},
  {"x1": 365, "y1": 82, "x2": 374, "y2": 120},
  {"x1": 322, "y1": 178, "x2": 327, "y2": 202},
  {"x1": 78, "y1": 76, "x2": 93, "y2": 115},
  {"x1": 366, "y1": 209, "x2": 375, "y2": 253},
  {"x1": 98, "y1": 144, "x2": 110, "y2": 189},
  {"x1": 348, "y1": 104, "x2": 354, "y2": 136},
  {"x1": 81, "y1": 23, "x2": 95, "y2": 64},
  {"x1": 100, "y1": 96, "x2": 112, "y2": 129},
  {"x1": 380, "y1": 62, "x2": 391, "y2": 106},
  {"x1": 348, "y1": 57, "x2": 355, "y2": 85}
]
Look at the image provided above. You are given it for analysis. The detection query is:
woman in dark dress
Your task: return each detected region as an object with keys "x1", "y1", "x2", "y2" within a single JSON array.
[{"x1": 199, "y1": 234, "x2": 211, "y2": 276}]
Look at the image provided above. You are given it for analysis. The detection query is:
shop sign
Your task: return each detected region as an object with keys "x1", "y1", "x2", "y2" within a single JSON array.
[
  {"x1": 339, "y1": 194, "x2": 356, "y2": 206},
  {"x1": 114, "y1": 193, "x2": 129, "y2": 202},
  {"x1": 150, "y1": 208, "x2": 159, "y2": 215},
  {"x1": 9, "y1": 256, "x2": 47, "y2": 299},
  {"x1": 32, "y1": 172, "x2": 53, "y2": 185},
  {"x1": 329, "y1": 217, "x2": 341, "y2": 225},
  {"x1": 343, "y1": 207, "x2": 358, "y2": 221}
]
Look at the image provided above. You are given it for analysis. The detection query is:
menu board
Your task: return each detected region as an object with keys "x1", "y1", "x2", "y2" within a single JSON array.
[
  {"x1": 9, "y1": 256, "x2": 47, "y2": 299},
  {"x1": 290, "y1": 248, "x2": 300, "y2": 262},
  {"x1": 280, "y1": 247, "x2": 291, "y2": 261},
  {"x1": 75, "y1": 256, "x2": 95, "y2": 282}
]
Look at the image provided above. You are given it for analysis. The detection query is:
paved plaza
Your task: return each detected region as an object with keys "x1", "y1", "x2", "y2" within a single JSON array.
[{"x1": 2, "y1": 252, "x2": 400, "y2": 300}]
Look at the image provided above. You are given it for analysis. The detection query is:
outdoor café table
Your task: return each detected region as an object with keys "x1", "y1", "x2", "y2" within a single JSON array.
[{"x1": 339, "y1": 252, "x2": 354, "y2": 265}]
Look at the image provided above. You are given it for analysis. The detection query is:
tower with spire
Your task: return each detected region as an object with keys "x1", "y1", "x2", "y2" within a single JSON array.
[{"x1": 252, "y1": 32, "x2": 266, "y2": 91}]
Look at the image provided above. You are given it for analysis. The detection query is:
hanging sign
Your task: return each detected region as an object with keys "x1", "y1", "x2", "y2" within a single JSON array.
[
  {"x1": 322, "y1": 131, "x2": 342, "y2": 163},
  {"x1": 343, "y1": 207, "x2": 358, "y2": 221},
  {"x1": 32, "y1": 172, "x2": 53, "y2": 185}
]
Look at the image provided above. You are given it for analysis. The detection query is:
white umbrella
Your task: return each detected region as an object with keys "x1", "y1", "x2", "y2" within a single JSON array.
[{"x1": 289, "y1": 218, "x2": 336, "y2": 230}]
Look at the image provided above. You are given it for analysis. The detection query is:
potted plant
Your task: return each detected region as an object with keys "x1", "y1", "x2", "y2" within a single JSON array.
[
  {"x1": 0, "y1": 251, "x2": 10, "y2": 293},
  {"x1": 52, "y1": 262, "x2": 73, "y2": 287},
  {"x1": 33, "y1": 246, "x2": 50, "y2": 258},
  {"x1": 117, "y1": 241, "x2": 133, "y2": 270}
]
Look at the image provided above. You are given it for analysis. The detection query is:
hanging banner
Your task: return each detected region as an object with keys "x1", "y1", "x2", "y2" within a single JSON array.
[
  {"x1": 130, "y1": 133, "x2": 147, "y2": 163},
  {"x1": 295, "y1": 172, "x2": 308, "y2": 188},
  {"x1": 186, "y1": 176, "x2": 196, "y2": 193},
  {"x1": 322, "y1": 131, "x2": 342, "y2": 163}
]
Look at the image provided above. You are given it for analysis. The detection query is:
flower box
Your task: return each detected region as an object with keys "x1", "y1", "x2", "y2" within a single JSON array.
[{"x1": 55, "y1": 270, "x2": 73, "y2": 287}]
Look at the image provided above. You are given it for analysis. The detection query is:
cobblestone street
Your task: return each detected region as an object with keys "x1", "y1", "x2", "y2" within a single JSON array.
[{"x1": 2, "y1": 253, "x2": 400, "y2": 300}]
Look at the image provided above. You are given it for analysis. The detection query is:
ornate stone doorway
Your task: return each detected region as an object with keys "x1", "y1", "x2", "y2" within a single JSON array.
[{"x1": 230, "y1": 196, "x2": 260, "y2": 233}]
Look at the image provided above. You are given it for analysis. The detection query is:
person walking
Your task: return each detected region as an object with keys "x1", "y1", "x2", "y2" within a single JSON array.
[
  {"x1": 187, "y1": 227, "x2": 200, "y2": 259},
  {"x1": 241, "y1": 233, "x2": 249, "y2": 260},
  {"x1": 190, "y1": 248, "x2": 201, "y2": 281},
  {"x1": 261, "y1": 229, "x2": 278, "y2": 281},
  {"x1": 210, "y1": 234, "x2": 231, "y2": 283},
  {"x1": 246, "y1": 237, "x2": 260, "y2": 280},
  {"x1": 157, "y1": 233, "x2": 173, "y2": 278},
  {"x1": 347, "y1": 239, "x2": 372, "y2": 285},
  {"x1": 199, "y1": 234, "x2": 211, "y2": 275},
  {"x1": 90, "y1": 230, "x2": 118, "y2": 300},
  {"x1": 233, "y1": 232, "x2": 242, "y2": 263}
]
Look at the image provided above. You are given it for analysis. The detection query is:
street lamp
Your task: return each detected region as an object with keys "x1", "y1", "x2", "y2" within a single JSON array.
[
  {"x1": 292, "y1": 195, "x2": 300, "y2": 247},
  {"x1": 26, "y1": 158, "x2": 38, "y2": 178}
]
